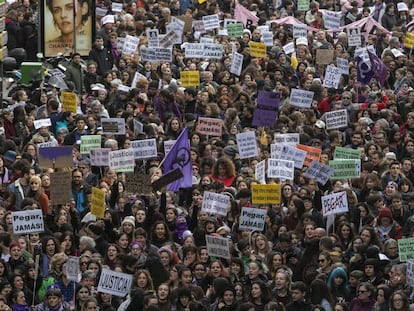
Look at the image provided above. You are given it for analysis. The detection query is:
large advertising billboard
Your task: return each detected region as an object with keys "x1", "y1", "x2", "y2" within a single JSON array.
[{"x1": 43, "y1": 0, "x2": 93, "y2": 57}]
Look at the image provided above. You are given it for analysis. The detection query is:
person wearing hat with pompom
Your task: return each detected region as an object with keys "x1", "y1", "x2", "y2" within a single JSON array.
[{"x1": 373, "y1": 208, "x2": 402, "y2": 243}]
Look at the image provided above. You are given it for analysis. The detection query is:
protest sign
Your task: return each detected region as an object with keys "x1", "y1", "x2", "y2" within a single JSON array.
[
  {"x1": 12, "y1": 210, "x2": 44, "y2": 234},
  {"x1": 249, "y1": 41, "x2": 266, "y2": 57},
  {"x1": 160, "y1": 30, "x2": 180, "y2": 47},
  {"x1": 296, "y1": 144, "x2": 321, "y2": 167},
  {"x1": 398, "y1": 238, "x2": 414, "y2": 262},
  {"x1": 293, "y1": 24, "x2": 307, "y2": 37},
  {"x1": 61, "y1": 92, "x2": 77, "y2": 113},
  {"x1": 125, "y1": 174, "x2": 152, "y2": 194},
  {"x1": 274, "y1": 133, "x2": 300, "y2": 147},
  {"x1": 206, "y1": 235, "x2": 231, "y2": 259},
  {"x1": 316, "y1": 49, "x2": 334, "y2": 65},
  {"x1": 325, "y1": 109, "x2": 348, "y2": 130},
  {"x1": 323, "y1": 65, "x2": 341, "y2": 89},
  {"x1": 123, "y1": 35, "x2": 140, "y2": 56},
  {"x1": 230, "y1": 51, "x2": 243, "y2": 76},
  {"x1": 200, "y1": 37, "x2": 214, "y2": 44},
  {"x1": 140, "y1": 47, "x2": 172, "y2": 62},
  {"x1": 251, "y1": 184, "x2": 280, "y2": 204},
  {"x1": 196, "y1": 117, "x2": 223, "y2": 137},
  {"x1": 267, "y1": 159, "x2": 295, "y2": 180},
  {"x1": 80, "y1": 135, "x2": 101, "y2": 155},
  {"x1": 66, "y1": 256, "x2": 79, "y2": 281},
  {"x1": 146, "y1": 29, "x2": 159, "y2": 47},
  {"x1": 347, "y1": 27, "x2": 361, "y2": 47},
  {"x1": 180, "y1": 71, "x2": 200, "y2": 87},
  {"x1": 111, "y1": 2, "x2": 122, "y2": 12},
  {"x1": 203, "y1": 43, "x2": 223, "y2": 59},
  {"x1": 271, "y1": 145, "x2": 306, "y2": 169},
  {"x1": 202, "y1": 14, "x2": 220, "y2": 30},
  {"x1": 303, "y1": 161, "x2": 334, "y2": 185},
  {"x1": 323, "y1": 11, "x2": 341, "y2": 29},
  {"x1": 297, "y1": 0, "x2": 309, "y2": 10},
  {"x1": 334, "y1": 147, "x2": 361, "y2": 159},
  {"x1": 283, "y1": 42, "x2": 295, "y2": 55},
  {"x1": 108, "y1": 149, "x2": 135, "y2": 171},
  {"x1": 404, "y1": 32, "x2": 414, "y2": 49},
  {"x1": 185, "y1": 43, "x2": 205, "y2": 58},
  {"x1": 289, "y1": 89, "x2": 314, "y2": 108},
  {"x1": 101, "y1": 118, "x2": 126, "y2": 135},
  {"x1": 34, "y1": 118, "x2": 51, "y2": 129},
  {"x1": 38, "y1": 146, "x2": 72, "y2": 168},
  {"x1": 152, "y1": 169, "x2": 183, "y2": 191},
  {"x1": 202, "y1": 191, "x2": 229, "y2": 216},
  {"x1": 407, "y1": 260, "x2": 414, "y2": 286},
  {"x1": 37, "y1": 141, "x2": 58, "y2": 149},
  {"x1": 98, "y1": 269, "x2": 133, "y2": 297},
  {"x1": 239, "y1": 207, "x2": 267, "y2": 231},
  {"x1": 50, "y1": 172, "x2": 72, "y2": 205},
  {"x1": 90, "y1": 148, "x2": 110, "y2": 166},
  {"x1": 329, "y1": 159, "x2": 361, "y2": 179},
  {"x1": 236, "y1": 131, "x2": 258, "y2": 159},
  {"x1": 255, "y1": 160, "x2": 266, "y2": 184},
  {"x1": 252, "y1": 91, "x2": 279, "y2": 128},
  {"x1": 133, "y1": 119, "x2": 143, "y2": 136},
  {"x1": 91, "y1": 187, "x2": 105, "y2": 218},
  {"x1": 261, "y1": 31, "x2": 273, "y2": 47},
  {"x1": 336, "y1": 58, "x2": 349, "y2": 75},
  {"x1": 226, "y1": 23, "x2": 244, "y2": 37},
  {"x1": 322, "y1": 191, "x2": 348, "y2": 217}
]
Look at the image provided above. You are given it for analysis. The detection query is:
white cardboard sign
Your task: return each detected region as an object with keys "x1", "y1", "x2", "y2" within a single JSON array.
[
  {"x1": 12, "y1": 210, "x2": 44, "y2": 234},
  {"x1": 131, "y1": 139, "x2": 157, "y2": 159},
  {"x1": 201, "y1": 191, "x2": 229, "y2": 216},
  {"x1": 108, "y1": 149, "x2": 135, "y2": 170},
  {"x1": 267, "y1": 159, "x2": 295, "y2": 180},
  {"x1": 206, "y1": 235, "x2": 231, "y2": 259},
  {"x1": 322, "y1": 191, "x2": 348, "y2": 217},
  {"x1": 98, "y1": 269, "x2": 133, "y2": 297},
  {"x1": 324, "y1": 109, "x2": 348, "y2": 130},
  {"x1": 236, "y1": 131, "x2": 258, "y2": 159},
  {"x1": 289, "y1": 89, "x2": 314, "y2": 108},
  {"x1": 239, "y1": 207, "x2": 266, "y2": 231}
]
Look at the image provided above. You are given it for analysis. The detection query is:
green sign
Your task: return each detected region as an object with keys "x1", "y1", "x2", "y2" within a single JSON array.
[
  {"x1": 398, "y1": 237, "x2": 414, "y2": 262},
  {"x1": 297, "y1": 0, "x2": 310, "y2": 11},
  {"x1": 333, "y1": 147, "x2": 361, "y2": 160},
  {"x1": 329, "y1": 159, "x2": 361, "y2": 180},
  {"x1": 80, "y1": 135, "x2": 101, "y2": 154},
  {"x1": 226, "y1": 23, "x2": 244, "y2": 38}
]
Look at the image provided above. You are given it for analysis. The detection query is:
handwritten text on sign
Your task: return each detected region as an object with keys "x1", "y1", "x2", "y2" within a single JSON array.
[
  {"x1": 12, "y1": 210, "x2": 44, "y2": 234},
  {"x1": 196, "y1": 117, "x2": 223, "y2": 136},
  {"x1": 201, "y1": 191, "x2": 229, "y2": 216},
  {"x1": 398, "y1": 238, "x2": 414, "y2": 262},
  {"x1": 322, "y1": 191, "x2": 348, "y2": 217},
  {"x1": 206, "y1": 235, "x2": 230, "y2": 259},
  {"x1": 236, "y1": 131, "x2": 258, "y2": 159},
  {"x1": 98, "y1": 269, "x2": 133, "y2": 297},
  {"x1": 239, "y1": 207, "x2": 266, "y2": 231}
]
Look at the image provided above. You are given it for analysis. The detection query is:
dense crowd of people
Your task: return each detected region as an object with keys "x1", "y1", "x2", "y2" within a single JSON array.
[{"x1": 2, "y1": 0, "x2": 414, "y2": 311}]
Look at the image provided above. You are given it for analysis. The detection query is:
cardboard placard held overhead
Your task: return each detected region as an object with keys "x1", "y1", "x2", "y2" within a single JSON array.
[
  {"x1": 316, "y1": 49, "x2": 334, "y2": 65},
  {"x1": 50, "y1": 172, "x2": 72, "y2": 205},
  {"x1": 38, "y1": 146, "x2": 73, "y2": 169},
  {"x1": 125, "y1": 174, "x2": 152, "y2": 194}
]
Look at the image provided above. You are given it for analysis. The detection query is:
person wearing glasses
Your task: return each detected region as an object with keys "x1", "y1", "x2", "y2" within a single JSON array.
[{"x1": 349, "y1": 282, "x2": 375, "y2": 311}]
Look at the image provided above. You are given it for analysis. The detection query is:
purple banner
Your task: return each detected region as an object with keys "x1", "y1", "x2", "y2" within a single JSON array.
[
  {"x1": 252, "y1": 91, "x2": 279, "y2": 128},
  {"x1": 368, "y1": 51, "x2": 388, "y2": 86},
  {"x1": 356, "y1": 56, "x2": 374, "y2": 85}
]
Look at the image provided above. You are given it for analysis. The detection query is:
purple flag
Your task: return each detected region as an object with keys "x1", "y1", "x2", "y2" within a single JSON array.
[
  {"x1": 162, "y1": 127, "x2": 192, "y2": 191},
  {"x1": 252, "y1": 91, "x2": 279, "y2": 128},
  {"x1": 368, "y1": 51, "x2": 388, "y2": 86},
  {"x1": 356, "y1": 56, "x2": 374, "y2": 85}
]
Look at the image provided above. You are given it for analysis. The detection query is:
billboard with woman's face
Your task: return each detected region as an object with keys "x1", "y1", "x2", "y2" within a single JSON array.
[{"x1": 43, "y1": 0, "x2": 93, "y2": 57}]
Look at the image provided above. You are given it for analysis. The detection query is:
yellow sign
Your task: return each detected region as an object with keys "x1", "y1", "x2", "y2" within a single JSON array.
[
  {"x1": 404, "y1": 32, "x2": 414, "y2": 49},
  {"x1": 91, "y1": 187, "x2": 105, "y2": 218},
  {"x1": 61, "y1": 91, "x2": 77, "y2": 113},
  {"x1": 251, "y1": 184, "x2": 281, "y2": 204},
  {"x1": 180, "y1": 71, "x2": 200, "y2": 87},
  {"x1": 249, "y1": 41, "x2": 266, "y2": 58}
]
